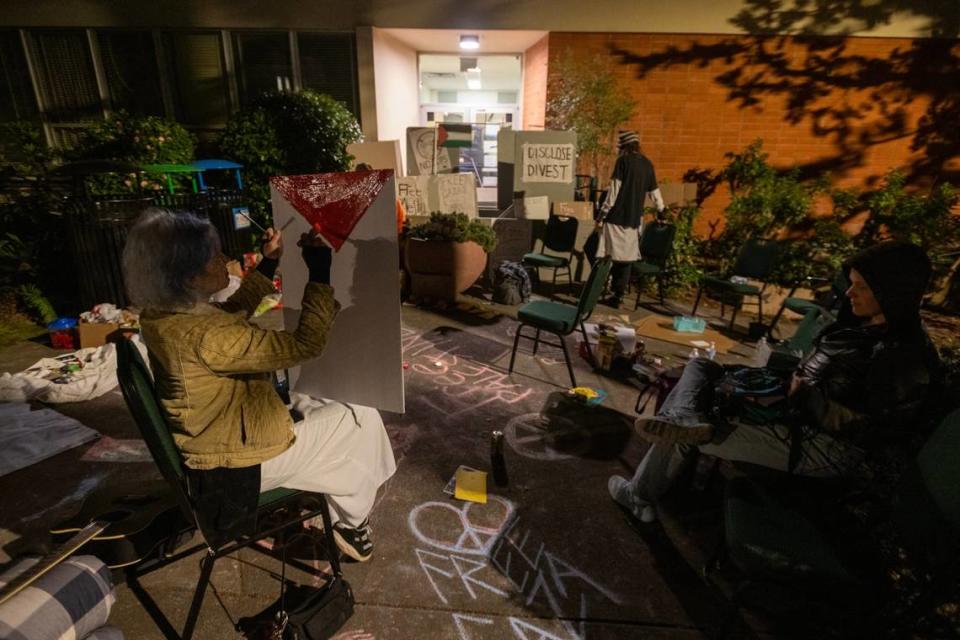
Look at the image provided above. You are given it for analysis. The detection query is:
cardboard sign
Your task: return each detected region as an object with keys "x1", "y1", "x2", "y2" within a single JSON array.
[
  {"x1": 406, "y1": 127, "x2": 456, "y2": 175},
  {"x1": 398, "y1": 176, "x2": 430, "y2": 217},
  {"x1": 521, "y1": 143, "x2": 575, "y2": 184},
  {"x1": 554, "y1": 201, "x2": 594, "y2": 221},
  {"x1": 520, "y1": 195, "x2": 549, "y2": 220},
  {"x1": 436, "y1": 173, "x2": 477, "y2": 217}
]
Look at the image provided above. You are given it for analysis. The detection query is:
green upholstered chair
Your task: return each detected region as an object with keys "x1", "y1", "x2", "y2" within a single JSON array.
[
  {"x1": 691, "y1": 237, "x2": 782, "y2": 329},
  {"x1": 116, "y1": 338, "x2": 346, "y2": 640},
  {"x1": 631, "y1": 220, "x2": 677, "y2": 308},
  {"x1": 719, "y1": 408, "x2": 960, "y2": 636},
  {"x1": 522, "y1": 214, "x2": 579, "y2": 292},
  {"x1": 509, "y1": 258, "x2": 613, "y2": 387},
  {"x1": 767, "y1": 271, "x2": 848, "y2": 340}
]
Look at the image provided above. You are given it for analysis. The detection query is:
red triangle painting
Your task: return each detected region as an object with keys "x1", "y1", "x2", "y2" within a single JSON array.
[{"x1": 270, "y1": 170, "x2": 392, "y2": 251}]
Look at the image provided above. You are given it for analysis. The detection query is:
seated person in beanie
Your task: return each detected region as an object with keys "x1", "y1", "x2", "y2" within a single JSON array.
[
  {"x1": 596, "y1": 130, "x2": 665, "y2": 308},
  {"x1": 123, "y1": 208, "x2": 396, "y2": 560},
  {"x1": 609, "y1": 241, "x2": 942, "y2": 523}
]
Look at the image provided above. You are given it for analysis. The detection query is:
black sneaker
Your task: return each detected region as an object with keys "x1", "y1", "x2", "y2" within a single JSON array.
[
  {"x1": 635, "y1": 417, "x2": 714, "y2": 445},
  {"x1": 332, "y1": 519, "x2": 374, "y2": 562}
]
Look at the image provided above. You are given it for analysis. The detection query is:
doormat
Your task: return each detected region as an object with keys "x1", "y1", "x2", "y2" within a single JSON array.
[{"x1": 634, "y1": 314, "x2": 738, "y2": 355}]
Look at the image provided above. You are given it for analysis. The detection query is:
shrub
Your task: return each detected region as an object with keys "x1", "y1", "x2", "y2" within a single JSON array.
[
  {"x1": 641, "y1": 202, "x2": 703, "y2": 293},
  {"x1": 68, "y1": 111, "x2": 196, "y2": 195},
  {"x1": 219, "y1": 91, "x2": 362, "y2": 225},
  {"x1": 408, "y1": 212, "x2": 497, "y2": 253}
]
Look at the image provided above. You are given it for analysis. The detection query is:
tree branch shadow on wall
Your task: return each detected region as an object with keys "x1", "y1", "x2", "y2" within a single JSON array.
[{"x1": 606, "y1": 0, "x2": 960, "y2": 187}]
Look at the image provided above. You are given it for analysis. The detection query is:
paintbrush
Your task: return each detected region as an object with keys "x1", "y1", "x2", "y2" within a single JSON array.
[{"x1": 237, "y1": 211, "x2": 296, "y2": 233}]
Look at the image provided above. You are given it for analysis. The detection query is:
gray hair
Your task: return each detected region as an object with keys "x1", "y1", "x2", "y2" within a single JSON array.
[{"x1": 123, "y1": 208, "x2": 221, "y2": 310}]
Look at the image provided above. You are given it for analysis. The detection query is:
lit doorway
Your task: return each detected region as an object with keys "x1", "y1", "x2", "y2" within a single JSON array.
[{"x1": 419, "y1": 54, "x2": 521, "y2": 206}]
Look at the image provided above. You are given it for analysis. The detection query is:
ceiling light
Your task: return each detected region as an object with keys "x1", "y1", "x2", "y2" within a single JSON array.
[{"x1": 459, "y1": 35, "x2": 480, "y2": 50}]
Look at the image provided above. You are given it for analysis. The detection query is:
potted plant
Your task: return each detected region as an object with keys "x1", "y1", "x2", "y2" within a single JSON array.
[{"x1": 405, "y1": 212, "x2": 497, "y2": 301}]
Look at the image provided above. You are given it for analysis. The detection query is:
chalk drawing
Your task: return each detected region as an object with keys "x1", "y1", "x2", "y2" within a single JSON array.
[
  {"x1": 408, "y1": 496, "x2": 516, "y2": 556},
  {"x1": 23, "y1": 473, "x2": 106, "y2": 522},
  {"x1": 408, "y1": 495, "x2": 621, "y2": 640},
  {"x1": 505, "y1": 324, "x2": 564, "y2": 367},
  {"x1": 503, "y1": 413, "x2": 591, "y2": 461}
]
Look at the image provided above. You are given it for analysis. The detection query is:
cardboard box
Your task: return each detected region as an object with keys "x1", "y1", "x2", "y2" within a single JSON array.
[
  {"x1": 553, "y1": 201, "x2": 594, "y2": 221},
  {"x1": 78, "y1": 322, "x2": 120, "y2": 349}
]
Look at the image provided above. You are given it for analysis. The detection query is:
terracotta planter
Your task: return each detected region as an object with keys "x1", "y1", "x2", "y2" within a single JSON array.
[{"x1": 405, "y1": 238, "x2": 488, "y2": 301}]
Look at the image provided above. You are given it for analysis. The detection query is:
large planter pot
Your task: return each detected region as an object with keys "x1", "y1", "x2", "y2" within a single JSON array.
[{"x1": 405, "y1": 238, "x2": 488, "y2": 302}]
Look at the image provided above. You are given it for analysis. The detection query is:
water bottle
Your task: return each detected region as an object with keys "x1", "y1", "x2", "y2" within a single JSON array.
[
  {"x1": 753, "y1": 337, "x2": 771, "y2": 368},
  {"x1": 706, "y1": 342, "x2": 717, "y2": 361},
  {"x1": 491, "y1": 430, "x2": 508, "y2": 487}
]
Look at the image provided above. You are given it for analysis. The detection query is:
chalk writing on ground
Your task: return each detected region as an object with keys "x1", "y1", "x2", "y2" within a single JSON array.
[
  {"x1": 505, "y1": 324, "x2": 564, "y2": 367},
  {"x1": 402, "y1": 327, "x2": 535, "y2": 417},
  {"x1": 409, "y1": 497, "x2": 621, "y2": 639},
  {"x1": 503, "y1": 413, "x2": 591, "y2": 461}
]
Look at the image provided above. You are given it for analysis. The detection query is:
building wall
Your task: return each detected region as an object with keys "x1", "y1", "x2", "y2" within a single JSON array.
[
  {"x1": 547, "y1": 32, "x2": 960, "y2": 235},
  {"x1": 0, "y1": 0, "x2": 942, "y2": 38},
  {"x1": 372, "y1": 28, "x2": 420, "y2": 173},
  {"x1": 521, "y1": 35, "x2": 548, "y2": 130}
]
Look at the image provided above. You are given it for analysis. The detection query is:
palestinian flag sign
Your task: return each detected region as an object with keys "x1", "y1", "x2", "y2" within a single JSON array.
[{"x1": 437, "y1": 123, "x2": 473, "y2": 148}]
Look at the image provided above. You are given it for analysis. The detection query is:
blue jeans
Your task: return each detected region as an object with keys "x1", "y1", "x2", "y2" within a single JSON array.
[{"x1": 627, "y1": 359, "x2": 860, "y2": 504}]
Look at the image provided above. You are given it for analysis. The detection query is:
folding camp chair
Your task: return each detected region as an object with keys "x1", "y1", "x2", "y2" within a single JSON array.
[
  {"x1": 509, "y1": 258, "x2": 612, "y2": 387},
  {"x1": 116, "y1": 338, "x2": 346, "y2": 640}
]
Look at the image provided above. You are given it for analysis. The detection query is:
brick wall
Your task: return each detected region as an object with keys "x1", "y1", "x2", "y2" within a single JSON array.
[
  {"x1": 547, "y1": 32, "x2": 960, "y2": 236},
  {"x1": 522, "y1": 35, "x2": 549, "y2": 130}
]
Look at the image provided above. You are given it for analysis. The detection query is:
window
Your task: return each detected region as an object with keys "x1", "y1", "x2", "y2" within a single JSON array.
[
  {"x1": 26, "y1": 29, "x2": 100, "y2": 123},
  {"x1": 234, "y1": 32, "x2": 292, "y2": 104},
  {"x1": 298, "y1": 32, "x2": 358, "y2": 116},
  {"x1": 97, "y1": 30, "x2": 164, "y2": 116},
  {"x1": 163, "y1": 31, "x2": 229, "y2": 128},
  {"x1": 0, "y1": 31, "x2": 38, "y2": 122}
]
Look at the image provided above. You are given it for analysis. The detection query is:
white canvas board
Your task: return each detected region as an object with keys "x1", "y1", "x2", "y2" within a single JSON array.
[
  {"x1": 435, "y1": 173, "x2": 478, "y2": 217},
  {"x1": 398, "y1": 176, "x2": 431, "y2": 217},
  {"x1": 521, "y1": 195, "x2": 550, "y2": 220},
  {"x1": 407, "y1": 127, "x2": 454, "y2": 175},
  {"x1": 271, "y1": 174, "x2": 404, "y2": 413},
  {"x1": 347, "y1": 140, "x2": 403, "y2": 176}
]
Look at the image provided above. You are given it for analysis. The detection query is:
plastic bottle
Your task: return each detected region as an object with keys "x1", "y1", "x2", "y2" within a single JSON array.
[
  {"x1": 753, "y1": 337, "x2": 772, "y2": 368},
  {"x1": 706, "y1": 342, "x2": 717, "y2": 361}
]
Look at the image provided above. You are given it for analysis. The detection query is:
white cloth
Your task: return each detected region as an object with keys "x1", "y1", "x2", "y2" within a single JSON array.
[
  {"x1": 0, "y1": 403, "x2": 99, "y2": 477},
  {"x1": 261, "y1": 392, "x2": 396, "y2": 527},
  {"x1": 596, "y1": 223, "x2": 642, "y2": 262},
  {"x1": 0, "y1": 336, "x2": 149, "y2": 404}
]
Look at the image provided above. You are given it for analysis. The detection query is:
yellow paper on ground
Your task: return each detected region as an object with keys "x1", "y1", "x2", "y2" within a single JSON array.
[{"x1": 454, "y1": 468, "x2": 488, "y2": 504}]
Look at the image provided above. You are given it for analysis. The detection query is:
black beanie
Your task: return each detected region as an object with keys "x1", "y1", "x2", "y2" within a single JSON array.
[{"x1": 844, "y1": 241, "x2": 931, "y2": 334}]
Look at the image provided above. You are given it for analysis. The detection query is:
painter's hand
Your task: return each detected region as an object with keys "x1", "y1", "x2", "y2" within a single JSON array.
[
  {"x1": 262, "y1": 227, "x2": 283, "y2": 260},
  {"x1": 299, "y1": 230, "x2": 332, "y2": 284}
]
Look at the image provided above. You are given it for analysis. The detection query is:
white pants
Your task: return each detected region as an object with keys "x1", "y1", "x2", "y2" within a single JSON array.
[{"x1": 261, "y1": 393, "x2": 397, "y2": 527}]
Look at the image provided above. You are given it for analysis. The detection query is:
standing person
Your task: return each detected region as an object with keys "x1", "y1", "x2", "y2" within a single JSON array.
[{"x1": 596, "y1": 130, "x2": 666, "y2": 308}]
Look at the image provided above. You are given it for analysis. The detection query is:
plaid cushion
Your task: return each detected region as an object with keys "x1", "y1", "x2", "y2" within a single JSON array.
[{"x1": 0, "y1": 555, "x2": 117, "y2": 640}]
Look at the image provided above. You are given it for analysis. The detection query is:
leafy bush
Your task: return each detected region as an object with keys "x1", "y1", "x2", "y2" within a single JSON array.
[
  {"x1": 641, "y1": 201, "x2": 703, "y2": 293},
  {"x1": 408, "y1": 212, "x2": 497, "y2": 253},
  {"x1": 219, "y1": 91, "x2": 362, "y2": 225},
  {"x1": 68, "y1": 111, "x2": 196, "y2": 195},
  {"x1": 860, "y1": 170, "x2": 959, "y2": 251}
]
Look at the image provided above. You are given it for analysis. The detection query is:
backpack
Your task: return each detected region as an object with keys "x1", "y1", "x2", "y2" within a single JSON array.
[{"x1": 493, "y1": 261, "x2": 532, "y2": 305}]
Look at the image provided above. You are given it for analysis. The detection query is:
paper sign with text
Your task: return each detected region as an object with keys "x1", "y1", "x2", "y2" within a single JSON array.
[{"x1": 521, "y1": 143, "x2": 576, "y2": 184}]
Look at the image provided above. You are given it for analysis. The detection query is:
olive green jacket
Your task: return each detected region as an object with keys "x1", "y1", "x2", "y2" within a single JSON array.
[{"x1": 140, "y1": 271, "x2": 339, "y2": 470}]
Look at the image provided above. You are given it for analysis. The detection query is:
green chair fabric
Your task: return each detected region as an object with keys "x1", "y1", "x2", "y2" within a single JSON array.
[
  {"x1": 723, "y1": 409, "x2": 960, "y2": 629},
  {"x1": 509, "y1": 258, "x2": 613, "y2": 387},
  {"x1": 631, "y1": 221, "x2": 676, "y2": 308},
  {"x1": 691, "y1": 237, "x2": 781, "y2": 328},
  {"x1": 522, "y1": 214, "x2": 579, "y2": 292}
]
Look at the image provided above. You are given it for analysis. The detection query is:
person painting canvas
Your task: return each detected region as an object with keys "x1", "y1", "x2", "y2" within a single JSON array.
[
  {"x1": 596, "y1": 130, "x2": 665, "y2": 308},
  {"x1": 123, "y1": 208, "x2": 396, "y2": 561},
  {"x1": 609, "y1": 241, "x2": 942, "y2": 524}
]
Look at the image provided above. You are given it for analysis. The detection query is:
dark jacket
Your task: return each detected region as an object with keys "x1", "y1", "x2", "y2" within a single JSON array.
[{"x1": 792, "y1": 242, "x2": 942, "y2": 449}]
